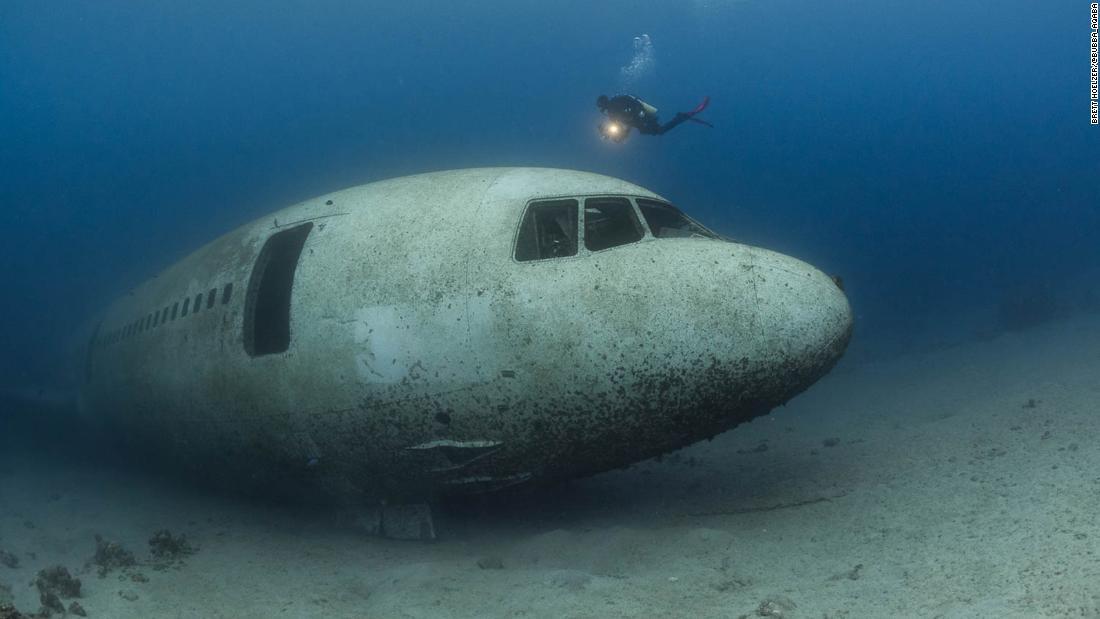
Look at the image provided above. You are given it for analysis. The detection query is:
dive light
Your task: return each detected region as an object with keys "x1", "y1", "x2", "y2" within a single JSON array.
[{"x1": 601, "y1": 120, "x2": 628, "y2": 143}]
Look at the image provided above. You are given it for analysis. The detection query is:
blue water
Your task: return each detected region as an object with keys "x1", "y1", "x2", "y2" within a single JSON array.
[{"x1": 1, "y1": 0, "x2": 1096, "y2": 386}]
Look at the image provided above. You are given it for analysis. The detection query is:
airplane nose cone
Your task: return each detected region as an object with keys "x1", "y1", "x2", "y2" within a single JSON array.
[
  {"x1": 617, "y1": 242, "x2": 853, "y2": 444},
  {"x1": 746, "y1": 247, "x2": 853, "y2": 381},
  {"x1": 484, "y1": 240, "x2": 854, "y2": 484}
]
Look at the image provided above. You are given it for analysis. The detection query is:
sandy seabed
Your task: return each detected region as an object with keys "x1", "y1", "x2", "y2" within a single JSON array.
[{"x1": 2, "y1": 315, "x2": 1099, "y2": 618}]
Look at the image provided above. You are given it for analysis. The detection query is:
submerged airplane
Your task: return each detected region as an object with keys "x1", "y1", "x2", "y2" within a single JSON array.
[{"x1": 79, "y1": 167, "x2": 852, "y2": 538}]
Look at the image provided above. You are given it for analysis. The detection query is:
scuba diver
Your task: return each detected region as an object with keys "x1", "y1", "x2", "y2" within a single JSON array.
[{"x1": 596, "y1": 94, "x2": 712, "y2": 143}]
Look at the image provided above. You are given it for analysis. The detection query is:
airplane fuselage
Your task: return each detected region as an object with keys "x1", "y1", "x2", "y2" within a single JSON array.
[{"x1": 80, "y1": 168, "x2": 852, "y2": 504}]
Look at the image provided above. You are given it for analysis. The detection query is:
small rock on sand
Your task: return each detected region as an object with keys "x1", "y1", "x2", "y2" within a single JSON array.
[
  {"x1": 754, "y1": 594, "x2": 797, "y2": 618},
  {"x1": 91, "y1": 534, "x2": 136, "y2": 576},
  {"x1": 149, "y1": 530, "x2": 196, "y2": 561},
  {"x1": 35, "y1": 566, "x2": 81, "y2": 600},
  {"x1": 476, "y1": 556, "x2": 504, "y2": 570}
]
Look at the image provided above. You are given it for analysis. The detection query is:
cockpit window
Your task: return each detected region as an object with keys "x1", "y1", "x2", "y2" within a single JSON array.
[
  {"x1": 584, "y1": 197, "x2": 644, "y2": 252},
  {"x1": 636, "y1": 198, "x2": 719, "y2": 240},
  {"x1": 515, "y1": 199, "x2": 579, "y2": 261}
]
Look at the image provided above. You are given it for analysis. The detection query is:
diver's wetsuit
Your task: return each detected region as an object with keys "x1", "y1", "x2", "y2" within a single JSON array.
[{"x1": 602, "y1": 94, "x2": 708, "y2": 135}]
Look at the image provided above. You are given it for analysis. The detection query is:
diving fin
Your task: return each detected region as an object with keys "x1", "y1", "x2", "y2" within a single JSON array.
[
  {"x1": 681, "y1": 96, "x2": 712, "y2": 127},
  {"x1": 689, "y1": 96, "x2": 710, "y2": 116}
]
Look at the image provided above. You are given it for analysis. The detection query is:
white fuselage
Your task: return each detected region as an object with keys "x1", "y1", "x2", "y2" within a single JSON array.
[{"x1": 80, "y1": 168, "x2": 852, "y2": 503}]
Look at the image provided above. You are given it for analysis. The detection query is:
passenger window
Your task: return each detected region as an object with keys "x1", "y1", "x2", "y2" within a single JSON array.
[
  {"x1": 583, "y1": 197, "x2": 644, "y2": 252},
  {"x1": 222, "y1": 283, "x2": 233, "y2": 305},
  {"x1": 172, "y1": 302, "x2": 179, "y2": 320},
  {"x1": 182, "y1": 298, "x2": 190, "y2": 317},
  {"x1": 194, "y1": 293, "x2": 203, "y2": 314},
  {"x1": 636, "y1": 198, "x2": 719, "y2": 240},
  {"x1": 515, "y1": 199, "x2": 578, "y2": 262},
  {"x1": 207, "y1": 289, "x2": 216, "y2": 309}
]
